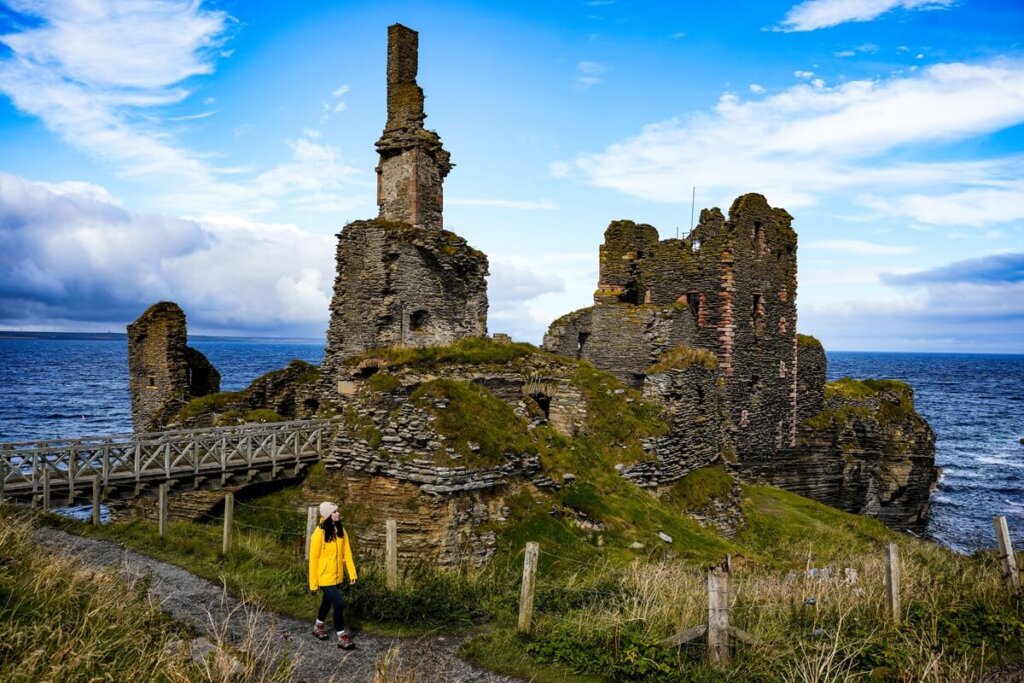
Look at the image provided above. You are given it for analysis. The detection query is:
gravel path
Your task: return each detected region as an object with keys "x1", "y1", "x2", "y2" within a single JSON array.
[{"x1": 43, "y1": 530, "x2": 520, "y2": 683}]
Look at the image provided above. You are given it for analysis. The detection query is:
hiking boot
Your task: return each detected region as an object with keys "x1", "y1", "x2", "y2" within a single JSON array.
[
  {"x1": 312, "y1": 622, "x2": 328, "y2": 640},
  {"x1": 337, "y1": 632, "x2": 354, "y2": 650}
]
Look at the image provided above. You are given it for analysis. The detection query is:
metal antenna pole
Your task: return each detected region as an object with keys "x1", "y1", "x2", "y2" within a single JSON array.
[{"x1": 690, "y1": 186, "x2": 696, "y2": 231}]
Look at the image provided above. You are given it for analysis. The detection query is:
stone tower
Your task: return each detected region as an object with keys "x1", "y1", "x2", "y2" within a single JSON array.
[
  {"x1": 375, "y1": 24, "x2": 451, "y2": 230},
  {"x1": 127, "y1": 302, "x2": 220, "y2": 432},
  {"x1": 543, "y1": 193, "x2": 799, "y2": 460},
  {"x1": 321, "y1": 25, "x2": 488, "y2": 390}
]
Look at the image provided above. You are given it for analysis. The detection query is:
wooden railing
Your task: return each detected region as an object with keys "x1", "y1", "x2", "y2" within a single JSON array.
[{"x1": 0, "y1": 418, "x2": 339, "y2": 504}]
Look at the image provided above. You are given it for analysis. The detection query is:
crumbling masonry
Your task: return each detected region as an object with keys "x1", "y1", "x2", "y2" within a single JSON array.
[
  {"x1": 544, "y1": 194, "x2": 799, "y2": 464},
  {"x1": 321, "y1": 24, "x2": 488, "y2": 390},
  {"x1": 127, "y1": 302, "x2": 220, "y2": 432}
]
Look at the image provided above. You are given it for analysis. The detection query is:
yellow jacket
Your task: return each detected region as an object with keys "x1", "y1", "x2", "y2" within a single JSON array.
[{"x1": 308, "y1": 521, "x2": 358, "y2": 591}]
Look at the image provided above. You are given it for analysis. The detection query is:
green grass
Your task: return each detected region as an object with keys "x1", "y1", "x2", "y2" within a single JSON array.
[
  {"x1": 0, "y1": 506, "x2": 289, "y2": 683},
  {"x1": 647, "y1": 345, "x2": 719, "y2": 373},
  {"x1": 661, "y1": 466, "x2": 734, "y2": 512},
  {"x1": 349, "y1": 336, "x2": 536, "y2": 369},
  {"x1": 410, "y1": 379, "x2": 535, "y2": 467}
]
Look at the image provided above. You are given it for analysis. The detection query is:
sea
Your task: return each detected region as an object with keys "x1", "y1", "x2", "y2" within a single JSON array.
[{"x1": 1, "y1": 333, "x2": 1021, "y2": 553}]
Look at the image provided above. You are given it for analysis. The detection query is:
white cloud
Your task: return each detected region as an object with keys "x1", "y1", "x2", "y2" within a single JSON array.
[
  {"x1": 805, "y1": 239, "x2": 916, "y2": 254},
  {"x1": 0, "y1": 172, "x2": 334, "y2": 334},
  {"x1": 447, "y1": 198, "x2": 558, "y2": 210},
  {"x1": 0, "y1": 2, "x2": 366, "y2": 223},
  {"x1": 331, "y1": 85, "x2": 351, "y2": 98},
  {"x1": 749, "y1": 84, "x2": 766, "y2": 94},
  {"x1": 778, "y1": 0, "x2": 955, "y2": 32},
  {"x1": 834, "y1": 50, "x2": 856, "y2": 58},
  {"x1": 558, "y1": 60, "x2": 1024, "y2": 226},
  {"x1": 794, "y1": 70, "x2": 815, "y2": 79},
  {"x1": 576, "y1": 61, "x2": 608, "y2": 89}
]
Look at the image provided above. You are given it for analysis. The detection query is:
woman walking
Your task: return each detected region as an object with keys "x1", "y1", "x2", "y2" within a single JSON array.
[{"x1": 308, "y1": 501, "x2": 357, "y2": 649}]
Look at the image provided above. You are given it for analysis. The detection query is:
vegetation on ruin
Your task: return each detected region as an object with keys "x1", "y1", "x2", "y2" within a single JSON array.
[
  {"x1": 351, "y1": 335, "x2": 536, "y2": 369},
  {"x1": 796, "y1": 332, "x2": 822, "y2": 349},
  {"x1": 661, "y1": 465, "x2": 734, "y2": 512},
  {"x1": 646, "y1": 345, "x2": 720, "y2": 373},
  {"x1": 802, "y1": 377, "x2": 918, "y2": 431},
  {"x1": 177, "y1": 390, "x2": 242, "y2": 423},
  {"x1": 411, "y1": 378, "x2": 535, "y2": 467}
]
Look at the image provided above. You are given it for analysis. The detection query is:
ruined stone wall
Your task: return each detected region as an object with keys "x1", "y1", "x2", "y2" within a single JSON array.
[
  {"x1": 622, "y1": 364, "x2": 730, "y2": 487},
  {"x1": 708, "y1": 194, "x2": 798, "y2": 459},
  {"x1": 796, "y1": 334, "x2": 826, "y2": 422},
  {"x1": 543, "y1": 193, "x2": 798, "y2": 458},
  {"x1": 321, "y1": 220, "x2": 488, "y2": 389},
  {"x1": 127, "y1": 302, "x2": 220, "y2": 432},
  {"x1": 375, "y1": 24, "x2": 451, "y2": 230}
]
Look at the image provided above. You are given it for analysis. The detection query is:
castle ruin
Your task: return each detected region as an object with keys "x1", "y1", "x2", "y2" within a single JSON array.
[
  {"x1": 127, "y1": 302, "x2": 220, "y2": 432},
  {"x1": 544, "y1": 194, "x2": 799, "y2": 463},
  {"x1": 321, "y1": 24, "x2": 488, "y2": 390}
]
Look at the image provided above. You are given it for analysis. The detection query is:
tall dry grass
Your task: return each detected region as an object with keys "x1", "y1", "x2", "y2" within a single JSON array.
[
  {"x1": 0, "y1": 509, "x2": 291, "y2": 683},
  {"x1": 528, "y1": 540, "x2": 1013, "y2": 681}
]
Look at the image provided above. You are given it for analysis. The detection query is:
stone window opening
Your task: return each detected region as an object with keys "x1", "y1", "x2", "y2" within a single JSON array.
[
  {"x1": 748, "y1": 374, "x2": 761, "y2": 393},
  {"x1": 576, "y1": 331, "x2": 590, "y2": 358},
  {"x1": 528, "y1": 392, "x2": 551, "y2": 421},
  {"x1": 409, "y1": 309, "x2": 429, "y2": 332},
  {"x1": 696, "y1": 385, "x2": 706, "y2": 419},
  {"x1": 618, "y1": 284, "x2": 641, "y2": 305},
  {"x1": 686, "y1": 291, "x2": 701, "y2": 320},
  {"x1": 751, "y1": 293, "x2": 764, "y2": 327},
  {"x1": 691, "y1": 238, "x2": 701, "y2": 252},
  {"x1": 147, "y1": 374, "x2": 156, "y2": 388},
  {"x1": 303, "y1": 398, "x2": 320, "y2": 413}
]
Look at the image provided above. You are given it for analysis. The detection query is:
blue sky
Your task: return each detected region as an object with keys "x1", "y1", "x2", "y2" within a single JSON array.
[{"x1": 1, "y1": 0, "x2": 1022, "y2": 352}]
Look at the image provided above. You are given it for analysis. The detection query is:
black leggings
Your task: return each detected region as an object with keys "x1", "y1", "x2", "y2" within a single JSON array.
[{"x1": 317, "y1": 584, "x2": 345, "y2": 632}]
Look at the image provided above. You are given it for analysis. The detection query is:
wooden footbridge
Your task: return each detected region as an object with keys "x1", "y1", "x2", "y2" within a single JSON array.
[{"x1": 0, "y1": 418, "x2": 339, "y2": 508}]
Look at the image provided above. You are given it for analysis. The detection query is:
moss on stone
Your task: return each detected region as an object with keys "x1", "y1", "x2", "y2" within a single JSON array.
[
  {"x1": 177, "y1": 391, "x2": 241, "y2": 422},
  {"x1": 352, "y1": 336, "x2": 535, "y2": 370},
  {"x1": 662, "y1": 466, "x2": 734, "y2": 512},
  {"x1": 365, "y1": 372, "x2": 402, "y2": 393},
  {"x1": 411, "y1": 379, "x2": 533, "y2": 467},
  {"x1": 796, "y1": 333, "x2": 822, "y2": 349},
  {"x1": 646, "y1": 344, "x2": 719, "y2": 373}
]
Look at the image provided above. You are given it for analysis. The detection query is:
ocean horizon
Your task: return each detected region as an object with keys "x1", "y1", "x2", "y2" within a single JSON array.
[{"x1": 1, "y1": 333, "x2": 1021, "y2": 554}]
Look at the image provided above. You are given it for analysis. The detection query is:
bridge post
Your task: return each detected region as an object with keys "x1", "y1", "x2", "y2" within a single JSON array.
[
  {"x1": 0, "y1": 448, "x2": 7, "y2": 503},
  {"x1": 134, "y1": 442, "x2": 142, "y2": 497},
  {"x1": 158, "y1": 483, "x2": 169, "y2": 539},
  {"x1": 42, "y1": 466, "x2": 50, "y2": 513},
  {"x1": 386, "y1": 519, "x2": 398, "y2": 590},
  {"x1": 92, "y1": 476, "x2": 101, "y2": 525},
  {"x1": 101, "y1": 441, "x2": 110, "y2": 491},
  {"x1": 222, "y1": 492, "x2": 234, "y2": 555},
  {"x1": 66, "y1": 444, "x2": 77, "y2": 506}
]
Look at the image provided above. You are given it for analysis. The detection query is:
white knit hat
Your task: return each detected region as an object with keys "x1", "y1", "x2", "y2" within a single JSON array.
[{"x1": 319, "y1": 501, "x2": 338, "y2": 519}]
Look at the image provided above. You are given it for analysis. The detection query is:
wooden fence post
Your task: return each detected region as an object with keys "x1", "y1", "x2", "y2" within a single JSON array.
[
  {"x1": 994, "y1": 516, "x2": 1021, "y2": 594},
  {"x1": 158, "y1": 483, "x2": 169, "y2": 539},
  {"x1": 304, "y1": 506, "x2": 317, "y2": 560},
  {"x1": 386, "y1": 519, "x2": 398, "y2": 590},
  {"x1": 518, "y1": 541, "x2": 540, "y2": 634},
  {"x1": 92, "y1": 476, "x2": 101, "y2": 525},
  {"x1": 707, "y1": 567, "x2": 730, "y2": 666},
  {"x1": 42, "y1": 467, "x2": 50, "y2": 513},
  {"x1": 222, "y1": 493, "x2": 234, "y2": 555},
  {"x1": 884, "y1": 543, "x2": 901, "y2": 625}
]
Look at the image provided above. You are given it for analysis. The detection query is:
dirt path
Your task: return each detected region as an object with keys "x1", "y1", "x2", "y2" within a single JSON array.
[{"x1": 43, "y1": 530, "x2": 520, "y2": 683}]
